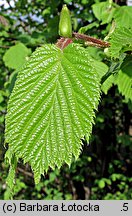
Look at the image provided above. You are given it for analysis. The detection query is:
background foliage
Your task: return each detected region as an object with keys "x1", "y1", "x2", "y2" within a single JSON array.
[{"x1": 0, "y1": 0, "x2": 132, "y2": 199}]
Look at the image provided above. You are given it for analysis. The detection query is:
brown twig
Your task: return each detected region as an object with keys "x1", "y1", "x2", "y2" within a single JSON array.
[
  {"x1": 73, "y1": 32, "x2": 110, "y2": 48},
  {"x1": 56, "y1": 33, "x2": 110, "y2": 50}
]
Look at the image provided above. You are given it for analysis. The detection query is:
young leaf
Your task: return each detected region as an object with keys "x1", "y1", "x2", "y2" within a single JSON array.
[
  {"x1": 5, "y1": 44, "x2": 100, "y2": 184},
  {"x1": 108, "y1": 27, "x2": 132, "y2": 58}
]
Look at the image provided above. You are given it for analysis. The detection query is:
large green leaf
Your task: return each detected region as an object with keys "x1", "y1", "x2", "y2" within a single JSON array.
[
  {"x1": 5, "y1": 44, "x2": 100, "y2": 184},
  {"x1": 108, "y1": 27, "x2": 132, "y2": 58}
]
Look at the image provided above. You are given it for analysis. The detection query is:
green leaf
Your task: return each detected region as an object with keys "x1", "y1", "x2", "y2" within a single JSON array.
[
  {"x1": 4, "y1": 149, "x2": 17, "y2": 198},
  {"x1": 4, "y1": 71, "x2": 18, "y2": 94},
  {"x1": 64, "y1": 0, "x2": 72, "y2": 4},
  {"x1": 92, "y1": 1, "x2": 116, "y2": 25},
  {"x1": 94, "y1": 61, "x2": 108, "y2": 81},
  {"x1": 113, "y1": 6, "x2": 132, "y2": 28},
  {"x1": 3, "y1": 43, "x2": 30, "y2": 69},
  {"x1": 98, "y1": 179, "x2": 105, "y2": 189},
  {"x1": 121, "y1": 55, "x2": 132, "y2": 77},
  {"x1": 79, "y1": 22, "x2": 99, "y2": 34},
  {"x1": 101, "y1": 75, "x2": 114, "y2": 94},
  {"x1": 115, "y1": 64, "x2": 132, "y2": 101},
  {"x1": 5, "y1": 44, "x2": 100, "y2": 184},
  {"x1": 86, "y1": 47, "x2": 104, "y2": 61},
  {"x1": 108, "y1": 27, "x2": 132, "y2": 58},
  {"x1": 93, "y1": 61, "x2": 113, "y2": 94}
]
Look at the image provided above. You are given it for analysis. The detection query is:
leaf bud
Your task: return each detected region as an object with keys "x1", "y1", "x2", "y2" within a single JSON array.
[{"x1": 59, "y1": 5, "x2": 72, "y2": 38}]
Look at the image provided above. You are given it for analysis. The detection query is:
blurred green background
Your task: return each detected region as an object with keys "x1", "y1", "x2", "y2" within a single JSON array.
[{"x1": 0, "y1": 0, "x2": 132, "y2": 199}]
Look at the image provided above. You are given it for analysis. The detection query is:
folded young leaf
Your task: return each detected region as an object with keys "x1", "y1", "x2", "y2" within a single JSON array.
[{"x1": 5, "y1": 43, "x2": 100, "y2": 184}]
